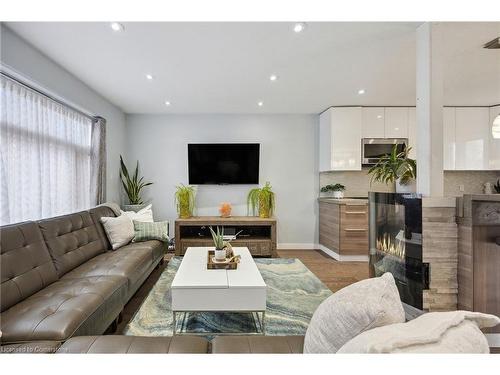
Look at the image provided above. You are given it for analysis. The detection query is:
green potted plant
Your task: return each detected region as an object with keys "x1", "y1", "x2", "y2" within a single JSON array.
[
  {"x1": 320, "y1": 183, "x2": 346, "y2": 199},
  {"x1": 247, "y1": 181, "x2": 275, "y2": 218},
  {"x1": 175, "y1": 184, "x2": 196, "y2": 219},
  {"x1": 368, "y1": 145, "x2": 417, "y2": 193},
  {"x1": 209, "y1": 226, "x2": 241, "y2": 261},
  {"x1": 120, "y1": 155, "x2": 153, "y2": 212}
]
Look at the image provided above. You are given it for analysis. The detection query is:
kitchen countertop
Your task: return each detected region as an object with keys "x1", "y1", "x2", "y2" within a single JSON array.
[{"x1": 318, "y1": 197, "x2": 368, "y2": 205}]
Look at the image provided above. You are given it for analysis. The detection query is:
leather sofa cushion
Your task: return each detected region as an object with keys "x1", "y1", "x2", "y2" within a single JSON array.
[
  {"x1": 1, "y1": 221, "x2": 59, "y2": 312},
  {"x1": 38, "y1": 211, "x2": 106, "y2": 277},
  {"x1": 212, "y1": 336, "x2": 305, "y2": 353},
  {"x1": 123, "y1": 240, "x2": 165, "y2": 263},
  {"x1": 57, "y1": 335, "x2": 209, "y2": 354},
  {"x1": 88, "y1": 205, "x2": 117, "y2": 250},
  {"x1": 0, "y1": 275, "x2": 126, "y2": 344},
  {"x1": 61, "y1": 246, "x2": 152, "y2": 290},
  {"x1": 0, "y1": 341, "x2": 61, "y2": 354}
]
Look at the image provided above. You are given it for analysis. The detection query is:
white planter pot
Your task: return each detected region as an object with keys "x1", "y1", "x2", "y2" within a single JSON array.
[
  {"x1": 396, "y1": 179, "x2": 416, "y2": 194},
  {"x1": 122, "y1": 203, "x2": 148, "y2": 212},
  {"x1": 214, "y1": 248, "x2": 227, "y2": 261},
  {"x1": 332, "y1": 191, "x2": 344, "y2": 199}
]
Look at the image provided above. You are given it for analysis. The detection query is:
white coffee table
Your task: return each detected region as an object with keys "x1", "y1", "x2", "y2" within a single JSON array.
[{"x1": 171, "y1": 247, "x2": 267, "y2": 335}]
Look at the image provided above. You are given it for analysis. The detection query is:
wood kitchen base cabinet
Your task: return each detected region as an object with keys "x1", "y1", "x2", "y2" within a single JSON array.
[
  {"x1": 458, "y1": 198, "x2": 500, "y2": 334},
  {"x1": 319, "y1": 199, "x2": 369, "y2": 261},
  {"x1": 175, "y1": 216, "x2": 277, "y2": 257}
]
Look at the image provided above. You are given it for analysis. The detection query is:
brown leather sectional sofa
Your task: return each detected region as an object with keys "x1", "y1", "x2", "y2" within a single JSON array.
[
  {"x1": 1, "y1": 335, "x2": 303, "y2": 354},
  {"x1": 0, "y1": 206, "x2": 302, "y2": 354},
  {"x1": 0, "y1": 206, "x2": 167, "y2": 345}
]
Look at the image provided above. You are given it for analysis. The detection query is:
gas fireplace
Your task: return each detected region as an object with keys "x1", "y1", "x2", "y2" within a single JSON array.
[{"x1": 369, "y1": 192, "x2": 429, "y2": 310}]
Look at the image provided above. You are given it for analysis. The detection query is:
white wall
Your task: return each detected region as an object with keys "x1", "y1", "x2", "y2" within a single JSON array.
[
  {"x1": 0, "y1": 24, "x2": 127, "y2": 203},
  {"x1": 126, "y1": 114, "x2": 319, "y2": 247}
]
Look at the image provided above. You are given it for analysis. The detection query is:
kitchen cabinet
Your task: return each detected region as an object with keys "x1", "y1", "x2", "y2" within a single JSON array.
[
  {"x1": 455, "y1": 107, "x2": 490, "y2": 170},
  {"x1": 443, "y1": 107, "x2": 456, "y2": 170},
  {"x1": 385, "y1": 107, "x2": 409, "y2": 138},
  {"x1": 408, "y1": 107, "x2": 417, "y2": 159},
  {"x1": 319, "y1": 199, "x2": 368, "y2": 260},
  {"x1": 361, "y1": 107, "x2": 385, "y2": 138},
  {"x1": 319, "y1": 107, "x2": 362, "y2": 171}
]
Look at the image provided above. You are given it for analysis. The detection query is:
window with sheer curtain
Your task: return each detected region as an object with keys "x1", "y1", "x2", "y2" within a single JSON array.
[{"x1": 0, "y1": 75, "x2": 106, "y2": 225}]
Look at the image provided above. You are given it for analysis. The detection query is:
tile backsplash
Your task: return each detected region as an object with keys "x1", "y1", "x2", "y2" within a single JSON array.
[{"x1": 320, "y1": 169, "x2": 500, "y2": 197}]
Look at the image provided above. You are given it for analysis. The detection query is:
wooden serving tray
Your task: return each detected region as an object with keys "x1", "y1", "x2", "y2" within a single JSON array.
[{"x1": 207, "y1": 250, "x2": 238, "y2": 270}]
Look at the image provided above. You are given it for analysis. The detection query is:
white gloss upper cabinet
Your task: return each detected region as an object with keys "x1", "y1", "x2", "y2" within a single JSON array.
[
  {"x1": 489, "y1": 106, "x2": 500, "y2": 170},
  {"x1": 455, "y1": 107, "x2": 490, "y2": 170},
  {"x1": 361, "y1": 108, "x2": 385, "y2": 138},
  {"x1": 385, "y1": 107, "x2": 409, "y2": 138},
  {"x1": 319, "y1": 107, "x2": 362, "y2": 171},
  {"x1": 443, "y1": 107, "x2": 456, "y2": 170},
  {"x1": 407, "y1": 108, "x2": 417, "y2": 159}
]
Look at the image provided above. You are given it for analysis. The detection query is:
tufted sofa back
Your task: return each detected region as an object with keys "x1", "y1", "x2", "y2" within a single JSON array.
[
  {"x1": 88, "y1": 205, "x2": 117, "y2": 250},
  {"x1": 38, "y1": 211, "x2": 107, "y2": 277},
  {"x1": 0, "y1": 221, "x2": 59, "y2": 312}
]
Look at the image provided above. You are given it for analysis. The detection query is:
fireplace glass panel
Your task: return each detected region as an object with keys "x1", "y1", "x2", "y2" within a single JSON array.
[{"x1": 369, "y1": 192, "x2": 428, "y2": 310}]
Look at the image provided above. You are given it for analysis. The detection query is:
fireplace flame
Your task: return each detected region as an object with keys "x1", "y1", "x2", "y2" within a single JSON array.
[{"x1": 376, "y1": 233, "x2": 406, "y2": 259}]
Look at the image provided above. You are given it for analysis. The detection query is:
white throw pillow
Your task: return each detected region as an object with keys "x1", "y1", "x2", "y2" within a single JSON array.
[
  {"x1": 120, "y1": 204, "x2": 154, "y2": 223},
  {"x1": 303, "y1": 272, "x2": 405, "y2": 353},
  {"x1": 100, "y1": 215, "x2": 134, "y2": 250},
  {"x1": 337, "y1": 311, "x2": 500, "y2": 353}
]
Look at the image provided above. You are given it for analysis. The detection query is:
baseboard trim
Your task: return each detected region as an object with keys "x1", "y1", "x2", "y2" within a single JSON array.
[
  {"x1": 318, "y1": 244, "x2": 369, "y2": 262},
  {"x1": 486, "y1": 334, "x2": 500, "y2": 348},
  {"x1": 277, "y1": 243, "x2": 319, "y2": 250}
]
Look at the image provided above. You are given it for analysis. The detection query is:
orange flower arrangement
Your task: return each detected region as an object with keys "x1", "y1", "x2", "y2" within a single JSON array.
[{"x1": 219, "y1": 202, "x2": 232, "y2": 218}]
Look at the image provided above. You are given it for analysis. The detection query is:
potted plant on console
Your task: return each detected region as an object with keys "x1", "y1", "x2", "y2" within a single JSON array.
[
  {"x1": 175, "y1": 184, "x2": 196, "y2": 219},
  {"x1": 247, "y1": 181, "x2": 275, "y2": 218},
  {"x1": 321, "y1": 183, "x2": 346, "y2": 199},
  {"x1": 120, "y1": 155, "x2": 153, "y2": 212},
  {"x1": 368, "y1": 145, "x2": 417, "y2": 193}
]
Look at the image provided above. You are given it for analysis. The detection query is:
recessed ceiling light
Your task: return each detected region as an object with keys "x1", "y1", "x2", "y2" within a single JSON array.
[
  {"x1": 165, "y1": 101, "x2": 171, "y2": 106},
  {"x1": 146, "y1": 74, "x2": 154, "y2": 80},
  {"x1": 110, "y1": 22, "x2": 124, "y2": 32},
  {"x1": 269, "y1": 74, "x2": 278, "y2": 82},
  {"x1": 293, "y1": 22, "x2": 307, "y2": 33},
  {"x1": 377, "y1": 115, "x2": 383, "y2": 119},
  {"x1": 358, "y1": 89, "x2": 366, "y2": 95},
  {"x1": 257, "y1": 101, "x2": 264, "y2": 107}
]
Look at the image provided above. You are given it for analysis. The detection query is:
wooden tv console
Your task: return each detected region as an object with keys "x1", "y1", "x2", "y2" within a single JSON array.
[{"x1": 174, "y1": 216, "x2": 277, "y2": 257}]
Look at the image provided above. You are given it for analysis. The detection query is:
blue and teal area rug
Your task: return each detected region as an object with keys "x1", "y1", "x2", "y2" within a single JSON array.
[{"x1": 123, "y1": 257, "x2": 332, "y2": 337}]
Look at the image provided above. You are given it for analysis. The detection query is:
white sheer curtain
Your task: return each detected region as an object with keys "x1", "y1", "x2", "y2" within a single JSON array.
[{"x1": 0, "y1": 75, "x2": 96, "y2": 225}]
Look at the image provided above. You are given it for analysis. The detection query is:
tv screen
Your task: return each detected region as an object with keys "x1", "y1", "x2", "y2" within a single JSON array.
[{"x1": 188, "y1": 143, "x2": 260, "y2": 184}]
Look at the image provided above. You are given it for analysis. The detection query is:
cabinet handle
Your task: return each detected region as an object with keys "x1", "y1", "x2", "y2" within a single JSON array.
[
  {"x1": 344, "y1": 228, "x2": 367, "y2": 232},
  {"x1": 345, "y1": 211, "x2": 366, "y2": 214}
]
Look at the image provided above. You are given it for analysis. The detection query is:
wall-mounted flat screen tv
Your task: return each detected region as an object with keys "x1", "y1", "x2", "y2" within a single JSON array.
[{"x1": 188, "y1": 143, "x2": 260, "y2": 184}]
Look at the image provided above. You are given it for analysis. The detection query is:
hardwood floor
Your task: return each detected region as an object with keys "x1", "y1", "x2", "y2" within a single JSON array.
[
  {"x1": 117, "y1": 249, "x2": 368, "y2": 333},
  {"x1": 278, "y1": 250, "x2": 369, "y2": 292}
]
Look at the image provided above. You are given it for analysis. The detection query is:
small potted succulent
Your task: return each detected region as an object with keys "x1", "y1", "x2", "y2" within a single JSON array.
[
  {"x1": 494, "y1": 179, "x2": 500, "y2": 194},
  {"x1": 209, "y1": 226, "x2": 241, "y2": 261},
  {"x1": 321, "y1": 183, "x2": 346, "y2": 199},
  {"x1": 247, "y1": 181, "x2": 275, "y2": 218},
  {"x1": 120, "y1": 155, "x2": 153, "y2": 212},
  {"x1": 175, "y1": 184, "x2": 196, "y2": 218}
]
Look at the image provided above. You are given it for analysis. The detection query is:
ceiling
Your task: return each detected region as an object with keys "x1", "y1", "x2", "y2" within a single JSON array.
[{"x1": 4, "y1": 22, "x2": 500, "y2": 114}]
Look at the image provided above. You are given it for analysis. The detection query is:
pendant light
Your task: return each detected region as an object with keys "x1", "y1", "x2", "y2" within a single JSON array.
[{"x1": 493, "y1": 114, "x2": 500, "y2": 139}]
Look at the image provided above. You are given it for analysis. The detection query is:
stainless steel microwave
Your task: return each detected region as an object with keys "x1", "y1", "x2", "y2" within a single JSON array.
[{"x1": 362, "y1": 138, "x2": 408, "y2": 165}]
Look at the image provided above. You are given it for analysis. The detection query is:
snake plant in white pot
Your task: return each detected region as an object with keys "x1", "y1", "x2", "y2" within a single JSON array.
[{"x1": 120, "y1": 155, "x2": 153, "y2": 211}]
